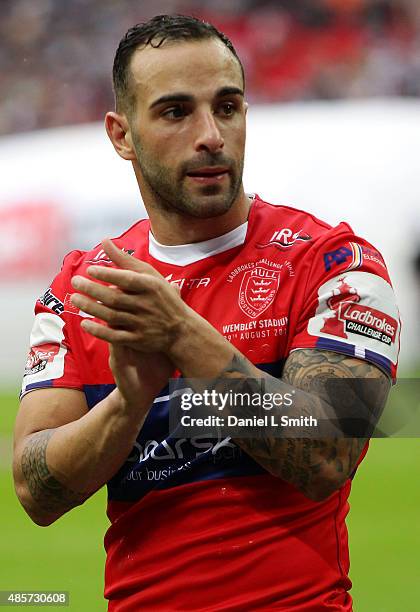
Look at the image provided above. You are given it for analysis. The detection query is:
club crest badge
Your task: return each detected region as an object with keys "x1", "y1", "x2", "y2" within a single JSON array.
[{"x1": 239, "y1": 267, "x2": 280, "y2": 318}]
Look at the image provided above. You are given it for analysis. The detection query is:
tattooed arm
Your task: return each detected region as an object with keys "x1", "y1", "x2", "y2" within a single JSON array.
[
  {"x1": 14, "y1": 388, "x2": 91, "y2": 526},
  {"x1": 228, "y1": 349, "x2": 390, "y2": 501},
  {"x1": 13, "y1": 386, "x2": 151, "y2": 526},
  {"x1": 13, "y1": 347, "x2": 173, "y2": 525},
  {"x1": 167, "y1": 315, "x2": 390, "y2": 501},
  {"x1": 19, "y1": 428, "x2": 87, "y2": 521}
]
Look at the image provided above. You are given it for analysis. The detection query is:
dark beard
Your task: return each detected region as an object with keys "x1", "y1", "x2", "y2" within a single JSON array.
[{"x1": 133, "y1": 137, "x2": 244, "y2": 219}]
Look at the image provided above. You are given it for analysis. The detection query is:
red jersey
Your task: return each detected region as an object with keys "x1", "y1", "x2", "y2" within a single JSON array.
[{"x1": 22, "y1": 195, "x2": 400, "y2": 611}]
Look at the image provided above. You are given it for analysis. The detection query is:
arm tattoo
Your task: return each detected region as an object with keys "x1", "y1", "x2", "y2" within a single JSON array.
[
  {"x1": 21, "y1": 429, "x2": 86, "y2": 515},
  {"x1": 219, "y1": 349, "x2": 390, "y2": 499}
]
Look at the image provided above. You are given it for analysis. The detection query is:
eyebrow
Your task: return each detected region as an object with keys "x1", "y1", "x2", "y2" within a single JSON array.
[{"x1": 149, "y1": 86, "x2": 244, "y2": 110}]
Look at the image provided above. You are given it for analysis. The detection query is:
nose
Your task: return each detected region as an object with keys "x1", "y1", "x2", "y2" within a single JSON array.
[{"x1": 194, "y1": 110, "x2": 224, "y2": 153}]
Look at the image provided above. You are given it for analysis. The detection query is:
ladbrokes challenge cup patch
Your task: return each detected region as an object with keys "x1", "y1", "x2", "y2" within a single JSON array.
[{"x1": 307, "y1": 271, "x2": 400, "y2": 371}]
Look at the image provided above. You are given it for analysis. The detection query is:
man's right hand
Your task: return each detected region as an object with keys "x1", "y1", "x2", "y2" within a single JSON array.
[{"x1": 109, "y1": 344, "x2": 174, "y2": 412}]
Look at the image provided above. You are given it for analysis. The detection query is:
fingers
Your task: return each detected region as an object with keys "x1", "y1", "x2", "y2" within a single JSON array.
[
  {"x1": 71, "y1": 275, "x2": 141, "y2": 312},
  {"x1": 84, "y1": 266, "x2": 158, "y2": 293},
  {"x1": 71, "y1": 292, "x2": 138, "y2": 328},
  {"x1": 80, "y1": 319, "x2": 137, "y2": 344}
]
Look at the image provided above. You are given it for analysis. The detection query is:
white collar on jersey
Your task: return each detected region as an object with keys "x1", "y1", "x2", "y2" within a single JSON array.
[
  {"x1": 148, "y1": 195, "x2": 255, "y2": 266},
  {"x1": 149, "y1": 221, "x2": 248, "y2": 266}
]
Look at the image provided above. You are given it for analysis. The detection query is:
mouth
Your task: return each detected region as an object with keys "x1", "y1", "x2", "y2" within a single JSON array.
[{"x1": 186, "y1": 166, "x2": 230, "y2": 184}]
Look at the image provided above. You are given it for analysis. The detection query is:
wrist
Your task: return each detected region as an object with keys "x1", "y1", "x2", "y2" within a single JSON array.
[
  {"x1": 107, "y1": 386, "x2": 155, "y2": 420},
  {"x1": 167, "y1": 308, "x2": 234, "y2": 377},
  {"x1": 167, "y1": 308, "x2": 198, "y2": 367}
]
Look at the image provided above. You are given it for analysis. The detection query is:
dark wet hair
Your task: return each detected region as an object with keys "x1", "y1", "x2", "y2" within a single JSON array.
[{"x1": 113, "y1": 14, "x2": 245, "y2": 113}]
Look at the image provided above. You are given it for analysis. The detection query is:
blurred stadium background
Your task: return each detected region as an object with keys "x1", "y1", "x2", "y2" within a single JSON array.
[{"x1": 1, "y1": 0, "x2": 419, "y2": 610}]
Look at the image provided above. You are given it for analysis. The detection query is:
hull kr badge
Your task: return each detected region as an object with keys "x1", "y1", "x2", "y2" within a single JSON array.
[{"x1": 239, "y1": 267, "x2": 280, "y2": 318}]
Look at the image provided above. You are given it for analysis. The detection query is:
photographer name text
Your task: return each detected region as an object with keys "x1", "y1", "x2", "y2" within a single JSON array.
[{"x1": 180, "y1": 415, "x2": 318, "y2": 428}]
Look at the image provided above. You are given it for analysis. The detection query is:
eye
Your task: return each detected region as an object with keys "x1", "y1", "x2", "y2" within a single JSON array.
[
  {"x1": 162, "y1": 105, "x2": 187, "y2": 120},
  {"x1": 219, "y1": 102, "x2": 236, "y2": 116}
]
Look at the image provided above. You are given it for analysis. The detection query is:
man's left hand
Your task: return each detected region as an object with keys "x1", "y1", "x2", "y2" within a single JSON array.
[{"x1": 70, "y1": 238, "x2": 188, "y2": 352}]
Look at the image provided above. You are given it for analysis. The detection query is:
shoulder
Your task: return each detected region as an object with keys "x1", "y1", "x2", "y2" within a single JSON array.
[
  {"x1": 252, "y1": 194, "x2": 353, "y2": 246},
  {"x1": 81, "y1": 218, "x2": 150, "y2": 266},
  {"x1": 61, "y1": 218, "x2": 150, "y2": 273},
  {"x1": 253, "y1": 195, "x2": 388, "y2": 272},
  {"x1": 45, "y1": 219, "x2": 150, "y2": 303},
  {"x1": 254, "y1": 195, "x2": 335, "y2": 230}
]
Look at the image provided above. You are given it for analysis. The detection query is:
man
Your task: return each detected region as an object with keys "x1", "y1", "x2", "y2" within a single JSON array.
[{"x1": 14, "y1": 14, "x2": 400, "y2": 611}]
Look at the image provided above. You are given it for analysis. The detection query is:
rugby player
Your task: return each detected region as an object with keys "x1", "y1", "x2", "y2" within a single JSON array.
[{"x1": 14, "y1": 15, "x2": 400, "y2": 611}]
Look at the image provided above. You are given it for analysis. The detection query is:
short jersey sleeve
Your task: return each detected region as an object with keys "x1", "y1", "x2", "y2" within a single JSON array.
[
  {"x1": 21, "y1": 250, "x2": 85, "y2": 398},
  {"x1": 289, "y1": 230, "x2": 401, "y2": 381}
]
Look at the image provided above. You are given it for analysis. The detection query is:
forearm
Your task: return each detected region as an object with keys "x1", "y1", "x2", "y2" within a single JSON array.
[
  {"x1": 14, "y1": 387, "x2": 154, "y2": 525},
  {"x1": 168, "y1": 315, "x2": 388, "y2": 500},
  {"x1": 233, "y1": 429, "x2": 366, "y2": 501},
  {"x1": 217, "y1": 353, "x2": 368, "y2": 494}
]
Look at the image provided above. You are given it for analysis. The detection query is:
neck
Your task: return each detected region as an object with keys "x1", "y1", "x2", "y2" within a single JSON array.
[{"x1": 145, "y1": 188, "x2": 252, "y2": 246}]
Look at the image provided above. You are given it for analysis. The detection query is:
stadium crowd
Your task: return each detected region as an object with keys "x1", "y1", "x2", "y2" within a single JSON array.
[{"x1": 2, "y1": 0, "x2": 420, "y2": 135}]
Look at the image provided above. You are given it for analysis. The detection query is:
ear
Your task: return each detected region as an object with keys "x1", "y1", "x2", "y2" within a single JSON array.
[{"x1": 105, "y1": 112, "x2": 136, "y2": 161}]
